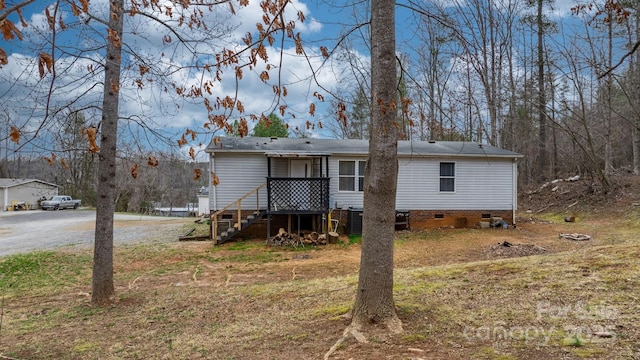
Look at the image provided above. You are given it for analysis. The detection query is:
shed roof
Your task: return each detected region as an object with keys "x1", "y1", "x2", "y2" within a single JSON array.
[
  {"x1": 0, "y1": 178, "x2": 59, "y2": 189},
  {"x1": 206, "y1": 137, "x2": 523, "y2": 159}
]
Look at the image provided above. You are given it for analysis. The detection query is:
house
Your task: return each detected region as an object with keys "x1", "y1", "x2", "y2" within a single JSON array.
[
  {"x1": 1, "y1": 178, "x2": 59, "y2": 211},
  {"x1": 205, "y1": 137, "x2": 523, "y2": 243}
]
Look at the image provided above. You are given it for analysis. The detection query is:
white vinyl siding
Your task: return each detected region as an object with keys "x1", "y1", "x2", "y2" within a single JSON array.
[
  {"x1": 270, "y1": 158, "x2": 288, "y2": 177},
  {"x1": 209, "y1": 151, "x2": 516, "y2": 213},
  {"x1": 396, "y1": 157, "x2": 515, "y2": 210},
  {"x1": 211, "y1": 153, "x2": 268, "y2": 211}
]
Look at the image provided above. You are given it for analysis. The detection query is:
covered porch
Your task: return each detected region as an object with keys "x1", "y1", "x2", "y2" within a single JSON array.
[{"x1": 265, "y1": 152, "x2": 332, "y2": 238}]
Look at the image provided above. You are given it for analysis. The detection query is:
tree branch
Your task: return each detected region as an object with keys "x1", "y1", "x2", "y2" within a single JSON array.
[{"x1": 599, "y1": 40, "x2": 640, "y2": 79}]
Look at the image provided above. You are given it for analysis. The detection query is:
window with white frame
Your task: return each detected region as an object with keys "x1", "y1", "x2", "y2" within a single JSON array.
[
  {"x1": 439, "y1": 162, "x2": 455, "y2": 192},
  {"x1": 339, "y1": 160, "x2": 366, "y2": 191}
]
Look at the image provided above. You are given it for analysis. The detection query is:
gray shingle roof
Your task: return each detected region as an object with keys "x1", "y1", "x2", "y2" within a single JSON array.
[{"x1": 206, "y1": 137, "x2": 522, "y2": 158}]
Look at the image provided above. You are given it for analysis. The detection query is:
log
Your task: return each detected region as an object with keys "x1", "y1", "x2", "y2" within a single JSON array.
[
  {"x1": 559, "y1": 233, "x2": 591, "y2": 241},
  {"x1": 328, "y1": 231, "x2": 339, "y2": 243},
  {"x1": 318, "y1": 234, "x2": 327, "y2": 245},
  {"x1": 266, "y1": 229, "x2": 331, "y2": 247}
]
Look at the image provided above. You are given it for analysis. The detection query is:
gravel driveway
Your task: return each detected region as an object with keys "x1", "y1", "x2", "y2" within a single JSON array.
[{"x1": 0, "y1": 209, "x2": 193, "y2": 257}]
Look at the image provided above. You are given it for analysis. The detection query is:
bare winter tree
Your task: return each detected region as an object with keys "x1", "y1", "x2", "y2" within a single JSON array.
[{"x1": 3, "y1": 0, "x2": 308, "y2": 303}]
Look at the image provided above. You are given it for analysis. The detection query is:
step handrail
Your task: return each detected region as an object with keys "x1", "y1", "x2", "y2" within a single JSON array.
[{"x1": 211, "y1": 183, "x2": 266, "y2": 243}]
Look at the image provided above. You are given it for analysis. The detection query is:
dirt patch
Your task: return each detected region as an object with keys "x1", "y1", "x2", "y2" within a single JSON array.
[{"x1": 486, "y1": 241, "x2": 548, "y2": 258}]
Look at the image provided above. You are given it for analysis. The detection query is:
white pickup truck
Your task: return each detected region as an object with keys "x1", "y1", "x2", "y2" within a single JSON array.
[{"x1": 40, "y1": 196, "x2": 82, "y2": 210}]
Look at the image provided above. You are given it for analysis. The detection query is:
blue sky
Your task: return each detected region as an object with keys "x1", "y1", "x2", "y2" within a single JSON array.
[
  {"x1": 1, "y1": 0, "x2": 349, "y2": 159},
  {"x1": 0, "y1": 0, "x2": 618, "y2": 160}
]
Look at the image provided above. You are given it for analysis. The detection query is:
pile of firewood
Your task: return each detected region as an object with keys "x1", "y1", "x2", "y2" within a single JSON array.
[{"x1": 266, "y1": 228, "x2": 338, "y2": 247}]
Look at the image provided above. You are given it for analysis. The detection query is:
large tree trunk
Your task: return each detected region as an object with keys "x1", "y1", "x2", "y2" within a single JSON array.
[
  {"x1": 349, "y1": 0, "x2": 402, "y2": 334},
  {"x1": 92, "y1": 0, "x2": 124, "y2": 304}
]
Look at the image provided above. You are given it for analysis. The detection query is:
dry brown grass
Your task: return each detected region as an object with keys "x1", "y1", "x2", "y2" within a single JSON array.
[{"x1": 1, "y1": 207, "x2": 640, "y2": 359}]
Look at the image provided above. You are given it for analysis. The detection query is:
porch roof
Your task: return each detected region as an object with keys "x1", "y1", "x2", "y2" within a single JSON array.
[
  {"x1": 265, "y1": 151, "x2": 332, "y2": 158},
  {"x1": 206, "y1": 137, "x2": 523, "y2": 158}
]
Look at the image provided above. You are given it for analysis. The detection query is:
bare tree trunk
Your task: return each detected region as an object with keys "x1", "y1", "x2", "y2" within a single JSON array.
[
  {"x1": 536, "y1": 0, "x2": 547, "y2": 181},
  {"x1": 92, "y1": 0, "x2": 124, "y2": 304},
  {"x1": 634, "y1": 1, "x2": 640, "y2": 175},
  {"x1": 350, "y1": 0, "x2": 402, "y2": 334},
  {"x1": 604, "y1": 10, "x2": 614, "y2": 177}
]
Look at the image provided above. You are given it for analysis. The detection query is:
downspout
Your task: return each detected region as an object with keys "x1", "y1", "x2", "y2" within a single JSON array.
[
  {"x1": 512, "y1": 158, "x2": 518, "y2": 224},
  {"x1": 267, "y1": 155, "x2": 272, "y2": 239},
  {"x1": 211, "y1": 154, "x2": 216, "y2": 211}
]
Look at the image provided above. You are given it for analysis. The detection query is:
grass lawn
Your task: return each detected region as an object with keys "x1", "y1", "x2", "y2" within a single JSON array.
[{"x1": 1, "y1": 210, "x2": 640, "y2": 359}]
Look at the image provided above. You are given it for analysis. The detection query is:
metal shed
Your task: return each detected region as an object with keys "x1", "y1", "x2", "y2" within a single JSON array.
[{"x1": 0, "y1": 178, "x2": 59, "y2": 211}]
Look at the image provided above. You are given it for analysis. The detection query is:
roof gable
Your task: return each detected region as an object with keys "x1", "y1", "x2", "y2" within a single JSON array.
[{"x1": 0, "y1": 178, "x2": 59, "y2": 188}]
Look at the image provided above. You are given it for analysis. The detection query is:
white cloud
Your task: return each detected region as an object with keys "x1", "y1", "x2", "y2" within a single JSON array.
[{"x1": 1, "y1": 0, "x2": 342, "y2": 149}]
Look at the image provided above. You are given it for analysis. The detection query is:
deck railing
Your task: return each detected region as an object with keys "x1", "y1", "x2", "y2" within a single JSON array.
[
  {"x1": 267, "y1": 177, "x2": 330, "y2": 214},
  {"x1": 211, "y1": 183, "x2": 266, "y2": 240}
]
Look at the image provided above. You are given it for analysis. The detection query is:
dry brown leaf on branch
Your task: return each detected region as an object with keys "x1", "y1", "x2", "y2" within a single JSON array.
[
  {"x1": 70, "y1": 1, "x2": 81, "y2": 16},
  {"x1": 189, "y1": 147, "x2": 195, "y2": 160},
  {"x1": 44, "y1": 152, "x2": 57, "y2": 166},
  {"x1": 309, "y1": 103, "x2": 315, "y2": 117},
  {"x1": 193, "y1": 168, "x2": 202, "y2": 181},
  {"x1": 45, "y1": 7, "x2": 55, "y2": 30},
  {"x1": 79, "y1": 0, "x2": 89, "y2": 13},
  {"x1": 320, "y1": 46, "x2": 329, "y2": 58},
  {"x1": 147, "y1": 156, "x2": 158, "y2": 167},
  {"x1": 177, "y1": 134, "x2": 187, "y2": 147},
  {"x1": 1, "y1": 18, "x2": 23, "y2": 41},
  {"x1": 211, "y1": 172, "x2": 220, "y2": 186},
  {"x1": 139, "y1": 65, "x2": 150, "y2": 76},
  {"x1": 0, "y1": 47, "x2": 8, "y2": 65},
  {"x1": 294, "y1": 33, "x2": 303, "y2": 54},
  {"x1": 84, "y1": 126, "x2": 100, "y2": 153},
  {"x1": 238, "y1": 119, "x2": 248, "y2": 137},
  {"x1": 130, "y1": 164, "x2": 139, "y2": 179},
  {"x1": 9, "y1": 126, "x2": 20, "y2": 143},
  {"x1": 38, "y1": 53, "x2": 53, "y2": 78},
  {"x1": 60, "y1": 158, "x2": 69, "y2": 169}
]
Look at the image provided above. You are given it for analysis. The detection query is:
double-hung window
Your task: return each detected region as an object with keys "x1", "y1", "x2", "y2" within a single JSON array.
[
  {"x1": 339, "y1": 160, "x2": 366, "y2": 191},
  {"x1": 439, "y1": 162, "x2": 455, "y2": 192}
]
